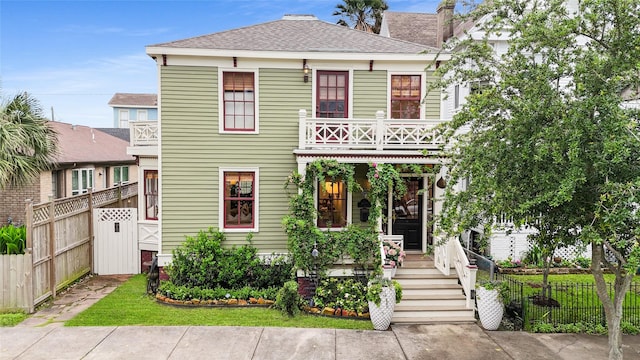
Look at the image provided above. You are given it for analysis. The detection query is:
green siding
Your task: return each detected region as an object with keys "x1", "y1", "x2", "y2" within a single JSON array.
[
  {"x1": 161, "y1": 66, "x2": 311, "y2": 254},
  {"x1": 425, "y1": 72, "x2": 441, "y2": 120},
  {"x1": 352, "y1": 70, "x2": 387, "y2": 118}
]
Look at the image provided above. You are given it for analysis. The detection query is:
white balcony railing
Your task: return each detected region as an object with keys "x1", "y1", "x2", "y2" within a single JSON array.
[
  {"x1": 298, "y1": 109, "x2": 445, "y2": 151},
  {"x1": 129, "y1": 121, "x2": 158, "y2": 146}
]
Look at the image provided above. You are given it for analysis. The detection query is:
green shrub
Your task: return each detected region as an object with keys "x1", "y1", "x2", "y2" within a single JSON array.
[
  {"x1": 166, "y1": 228, "x2": 293, "y2": 290},
  {"x1": 0, "y1": 225, "x2": 26, "y2": 255},
  {"x1": 274, "y1": 281, "x2": 303, "y2": 317},
  {"x1": 158, "y1": 281, "x2": 279, "y2": 301}
]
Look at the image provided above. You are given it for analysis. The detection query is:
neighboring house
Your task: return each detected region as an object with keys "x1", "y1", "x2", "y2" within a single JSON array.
[
  {"x1": 382, "y1": 1, "x2": 594, "y2": 262},
  {"x1": 145, "y1": 13, "x2": 448, "y2": 267},
  {"x1": 0, "y1": 121, "x2": 137, "y2": 226},
  {"x1": 108, "y1": 93, "x2": 158, "y2": 128}
]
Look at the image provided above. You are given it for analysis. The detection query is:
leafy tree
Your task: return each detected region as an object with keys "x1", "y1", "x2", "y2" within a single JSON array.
[
  {"x1": 333, "y1": 0, "x2": 388, "y2": 34},
  {"x1": 433, "y1": 1, "x2": 640, "y2": 359},
  {"x1": 0, "y1": 92, "x2": 57, "y2": 190}
]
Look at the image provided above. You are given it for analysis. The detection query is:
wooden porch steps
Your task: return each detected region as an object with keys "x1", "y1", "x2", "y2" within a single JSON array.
[{"x1": 392, "y1": 255, "x2": 476, "y2": 324}]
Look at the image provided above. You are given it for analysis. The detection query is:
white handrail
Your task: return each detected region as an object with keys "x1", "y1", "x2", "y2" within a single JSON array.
[{"x1": 449, "y1": 238, "x2": 478, "y2": 309}]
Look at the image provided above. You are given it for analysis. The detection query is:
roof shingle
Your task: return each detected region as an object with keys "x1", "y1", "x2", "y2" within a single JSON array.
[
  {"x1": 148, "y1": 15, "x2": 437, "y2": 54},
  {"x1": 48, "y1": 122, "x2": 134, "y2": 165},
  {"x1": 108, "y1": 93, "x2": 157, "y2": 107}
]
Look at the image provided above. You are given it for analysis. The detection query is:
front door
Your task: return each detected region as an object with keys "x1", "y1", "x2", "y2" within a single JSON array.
[{"x1": 393, "y1": 177, "x2": 423, "y2": 251}]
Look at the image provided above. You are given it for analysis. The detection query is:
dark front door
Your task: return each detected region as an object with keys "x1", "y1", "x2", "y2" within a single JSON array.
[{"x1": 393, "y1": 177, "x2": 422, "y2": 251}]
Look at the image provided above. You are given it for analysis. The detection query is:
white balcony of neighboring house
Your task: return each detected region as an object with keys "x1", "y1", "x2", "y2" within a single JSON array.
[
  {"x1": 127, "y1": 121, "x2": 158, "y2": 157},
  {"x1": 295, "y1": 109, "x2": 447, "y2": 154}
]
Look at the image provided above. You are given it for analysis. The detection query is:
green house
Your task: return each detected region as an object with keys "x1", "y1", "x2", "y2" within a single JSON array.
[{"x1": 144, "y1": 14, "x2": 477, "y2": 323}]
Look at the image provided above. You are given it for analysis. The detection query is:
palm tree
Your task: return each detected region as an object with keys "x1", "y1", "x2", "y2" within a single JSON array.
[
  {"x1": 333, "y1": 0, "x2": 389, "y2": 34},
  {"x1": 0, "y1": 92, "x2": 58, "y2": 190}
]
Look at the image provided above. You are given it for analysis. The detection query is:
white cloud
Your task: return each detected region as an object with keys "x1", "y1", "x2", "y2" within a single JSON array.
[{"x1": 2, "y1": 53, "x2": 157, "y2": 128}]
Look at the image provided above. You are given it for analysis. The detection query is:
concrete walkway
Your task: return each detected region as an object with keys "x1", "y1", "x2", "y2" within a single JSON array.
[{"x1": 2, "y1": 275, "x2": 640, "y2": 360}]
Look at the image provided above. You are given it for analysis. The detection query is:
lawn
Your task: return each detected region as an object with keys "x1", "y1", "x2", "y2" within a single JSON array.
[
  {"x1": 65, "y1": 275, "x2": 374, "y2": 330},
  {"x1": 0, "y1": 312, "x2": 27, "y2": 327},
  {"x1": 486, "y1": 271, "x2": 640, "y2": 331}
]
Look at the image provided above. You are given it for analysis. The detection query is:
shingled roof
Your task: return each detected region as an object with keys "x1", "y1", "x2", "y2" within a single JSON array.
[
  {"x1": 380, "y1": 12, "x2": 440, "y2": 48},
  {"x1": 48, "y1": 121, "x2": 135, "y2": 165},
  {"x1": 148, "y1": 15, "x2": 437, "y2": 54},
  {"x1": 108, "y1": 93, "x2": 157, "y2": 108}
]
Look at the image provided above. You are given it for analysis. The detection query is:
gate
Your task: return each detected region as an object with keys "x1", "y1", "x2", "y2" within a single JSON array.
[{"x1": 93, "y1": 208, "x2": 138, "y2": 275}]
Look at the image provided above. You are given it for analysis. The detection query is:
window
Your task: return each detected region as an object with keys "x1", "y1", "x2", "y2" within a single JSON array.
[
  {"x1": 220, "y1": 169, "x2": 259, "y2": 231},
  {"x1": 71, "y1": 168, "x2": 94, "y2": 195},
  {"x1": 316, "y1": 71, "x2": 349, "y2": 118},
  {"x1": 114, "y1": 166, "x2": 129, "y2": 185},
  {"x1": 317, "y1": 178, "x2": 347, "y2": 228},
  {"x1": 137, "y1": 110, "x2": 148, "y2": 121},
  {"x1": 391, "y1": 75, "x2": 421, "y2": 119},
  {"x1": 119, "y1": 109, "x2": 129, "y2": 128},
  {"x1": 223, "y1": 72, "x2": 255, "y2": 131},
  {"x1": 470, "y1": 80, "x2": 490, "y2": 95},
  {"x1": 144, "y1": 170, "x2": 158, "y2": 220}
]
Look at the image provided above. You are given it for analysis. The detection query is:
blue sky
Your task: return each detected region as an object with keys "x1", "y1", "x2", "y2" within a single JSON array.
[{"x1": 1, "y1": 0, "x2": 443, "y2": 128}]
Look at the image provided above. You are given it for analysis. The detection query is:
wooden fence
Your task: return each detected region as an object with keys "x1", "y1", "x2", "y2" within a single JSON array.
[{"x1": 0, "y1": 183, "x2": 137, "y2": 313}]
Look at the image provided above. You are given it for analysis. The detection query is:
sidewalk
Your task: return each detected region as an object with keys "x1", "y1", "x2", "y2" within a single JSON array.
[{"x1": 3, "y1": 275, "x2": 639, "y2": 359}]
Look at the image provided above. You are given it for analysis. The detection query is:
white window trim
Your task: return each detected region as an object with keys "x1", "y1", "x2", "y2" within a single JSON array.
[
  {"x1": 387, "y1": 72, "x2": 426, "y2": 119},
  {"x1": 218, "y1": 68, "x2": 260, "y2": 134},
  {"x1": 72, "y1": 167, "x2": 95, "y2": 195},
  {"x1": 313, "y1": 177, "x2": 353, "y2": 231},
  {"x1": 113, "y1": 165, "x2": 129, "y2": 185},
  {"x1": 218, "y1": 167, "x2": 260, "y2": 232},
  {"x1": 119, "y1": 109, "x2": 130, "y2": 128}
]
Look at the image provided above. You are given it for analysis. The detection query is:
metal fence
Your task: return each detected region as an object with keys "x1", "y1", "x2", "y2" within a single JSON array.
[{"x1": 498, "y1": 274, "x2": 640, "y2": 330}]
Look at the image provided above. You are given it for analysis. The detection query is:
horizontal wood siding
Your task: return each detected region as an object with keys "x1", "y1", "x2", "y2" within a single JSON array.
[
  {"x1": 161, "y1": 66, "x2": 311, "y2": 253},
  {"x1": 353, "y1": 70, "x2": 387, "y2": 118},
  {"x1": 161, "y1": 66, "x2": 218, "y2": 252},
  {"x1": 425, "y1": 72, "x2": 441, "y2": 120}
]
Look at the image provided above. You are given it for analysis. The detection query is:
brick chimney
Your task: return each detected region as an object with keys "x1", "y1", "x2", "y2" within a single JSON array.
[{"x1": 437, "y1": 0, "x2": 456, "y2": 47}]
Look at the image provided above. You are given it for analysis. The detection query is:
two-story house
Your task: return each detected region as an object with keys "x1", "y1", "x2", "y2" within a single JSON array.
[
  {"x1": 108, "y1": 93, "x2": 158, "y2": 129},
  {"x1": 139, "y1": 12, "x2": 482, "y2": 323}
]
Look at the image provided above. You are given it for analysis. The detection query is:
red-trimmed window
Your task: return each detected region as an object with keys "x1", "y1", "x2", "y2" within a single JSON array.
[
  {"x1": 144, "y1": 170, "x2": 158, "y2": 220},
  {"x1": 391, "y1": 75, "x2": 421, "y2": 119},
  {"x1": 223, "y1": 172, "x2": 255, "y2": 228},
  {"x1": 316, "y1": 71, "x2": 348, "y2": 118},
  {"x1": 223, "y1": 72, "x2": 255, "y2": 131},
  {"x1": 317, "y1": 177, "x2": 347, "y2": 228}
]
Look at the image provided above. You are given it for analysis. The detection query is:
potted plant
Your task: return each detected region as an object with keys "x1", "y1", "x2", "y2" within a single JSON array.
[
  {"x1": 366, "y1": 277, "x2": 403, "y2": 331},
  {"x1": 476, "y1": 280, "x2": 509, "y2": 330},
  {"x1": 382, "y1": 240, "x2": 406, "y2": 278}
]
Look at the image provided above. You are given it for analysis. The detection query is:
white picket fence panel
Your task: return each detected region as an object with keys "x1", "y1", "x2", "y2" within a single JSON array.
[{"x1": 93, "y1": 208, "x2": 139, "y2": 275}]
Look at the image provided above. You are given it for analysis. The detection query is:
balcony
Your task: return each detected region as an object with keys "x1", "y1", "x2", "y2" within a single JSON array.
[
  {"x1": 127, "y1": 121, "x2": 158, "y2": 157},
  {"x1": 297, "y1": 110, "x2": 445, "y2": 152}
]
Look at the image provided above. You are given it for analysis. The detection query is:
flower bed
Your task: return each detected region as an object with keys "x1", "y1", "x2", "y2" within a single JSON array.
[
  {"x1": 155, "y1": 293, "x2": 274, "y2": 307},
  {"x1": 498, "y1": 267, "x2": 592, "y2": 275},
  {"x1": 303, "y1": 306, "x2": 370, "y2": 320}
]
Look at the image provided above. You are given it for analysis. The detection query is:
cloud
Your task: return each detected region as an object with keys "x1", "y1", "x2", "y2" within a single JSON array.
[{"x1": 2, "y1": 53, "x2": 157, "y2": 128}]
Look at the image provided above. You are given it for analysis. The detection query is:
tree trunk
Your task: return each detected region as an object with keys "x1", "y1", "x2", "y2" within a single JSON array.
[{"x1": 592, "y1": 243, "x2": 634, "y2": 360}]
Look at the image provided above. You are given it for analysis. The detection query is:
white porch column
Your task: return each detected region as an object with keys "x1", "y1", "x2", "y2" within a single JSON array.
[
  {"x1": 375, "y1": 110, "x2": 385, "y2": 151},
  {"x1": 298, "y1": 109, "x2": 307, "y2": 150}
]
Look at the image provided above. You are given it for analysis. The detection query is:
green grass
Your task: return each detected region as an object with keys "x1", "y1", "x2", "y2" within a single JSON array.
[
  {"x1": 65, "y1": 275, "x2": 373, "y2": 330},
  {"x1": 0, "y1": 312, "x2": 27, "y2": 327}
]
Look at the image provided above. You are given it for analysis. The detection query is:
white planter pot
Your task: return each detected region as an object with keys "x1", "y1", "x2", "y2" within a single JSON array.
[
  {"x1": 368, "y1": 287, "x2": 396, "y2": 331},
  {"x1": 382, "y1": 267, "x2": 396, "y2": 279},
  {"x1": 476, "y1": 287, "x2": 504, "y2": 330}
]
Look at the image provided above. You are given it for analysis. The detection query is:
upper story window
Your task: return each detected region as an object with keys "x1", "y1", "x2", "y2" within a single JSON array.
[
  {"x1": 223, "y1": 72, "x2": 255, "y2": 131},
  {"x1": 114, "y1": 166, "x2": 129, "y2": 185},
  {"x1": 454, "y1": 84, "x2": 460, "y2": 109},
  {"x1": 72, "y1": 168, "x2": 94, "y2": 195},
  {"x1": 317, "y1": 177, "x2": 347, "y2": 228},
  {"x1": 220, "y1": 169, "x2": 259, "y2": 231},
  {"x1": 137, "y1": 110, "x2": 148, "y2": 121},
  {"x1": 391, "y1": 75, "x2": 421, "y2": 119},
  {"x1": 144, "y1": 170, "x2": 158, "y2": 220},
  {"x1": 317, "y1": 71, "x2": 349, "y2": 118},
  {"x1": 119, "y1": 109, "x2": 129, "y2": 128}
]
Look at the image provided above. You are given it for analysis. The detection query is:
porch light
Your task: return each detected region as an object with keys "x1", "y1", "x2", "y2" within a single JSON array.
[{"x1": 303, "y1": 59, "x2": 310, "y2": 83}]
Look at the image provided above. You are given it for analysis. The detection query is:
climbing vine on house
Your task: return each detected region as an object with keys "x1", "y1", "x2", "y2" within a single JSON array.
[{"x1": 283, "y1": 159, "x2": 410, "y2": 280}]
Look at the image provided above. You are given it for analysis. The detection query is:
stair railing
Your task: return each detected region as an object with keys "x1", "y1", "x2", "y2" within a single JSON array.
[{"x1": 436, "y1": 236, "x2": 477, "y2": 309}]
